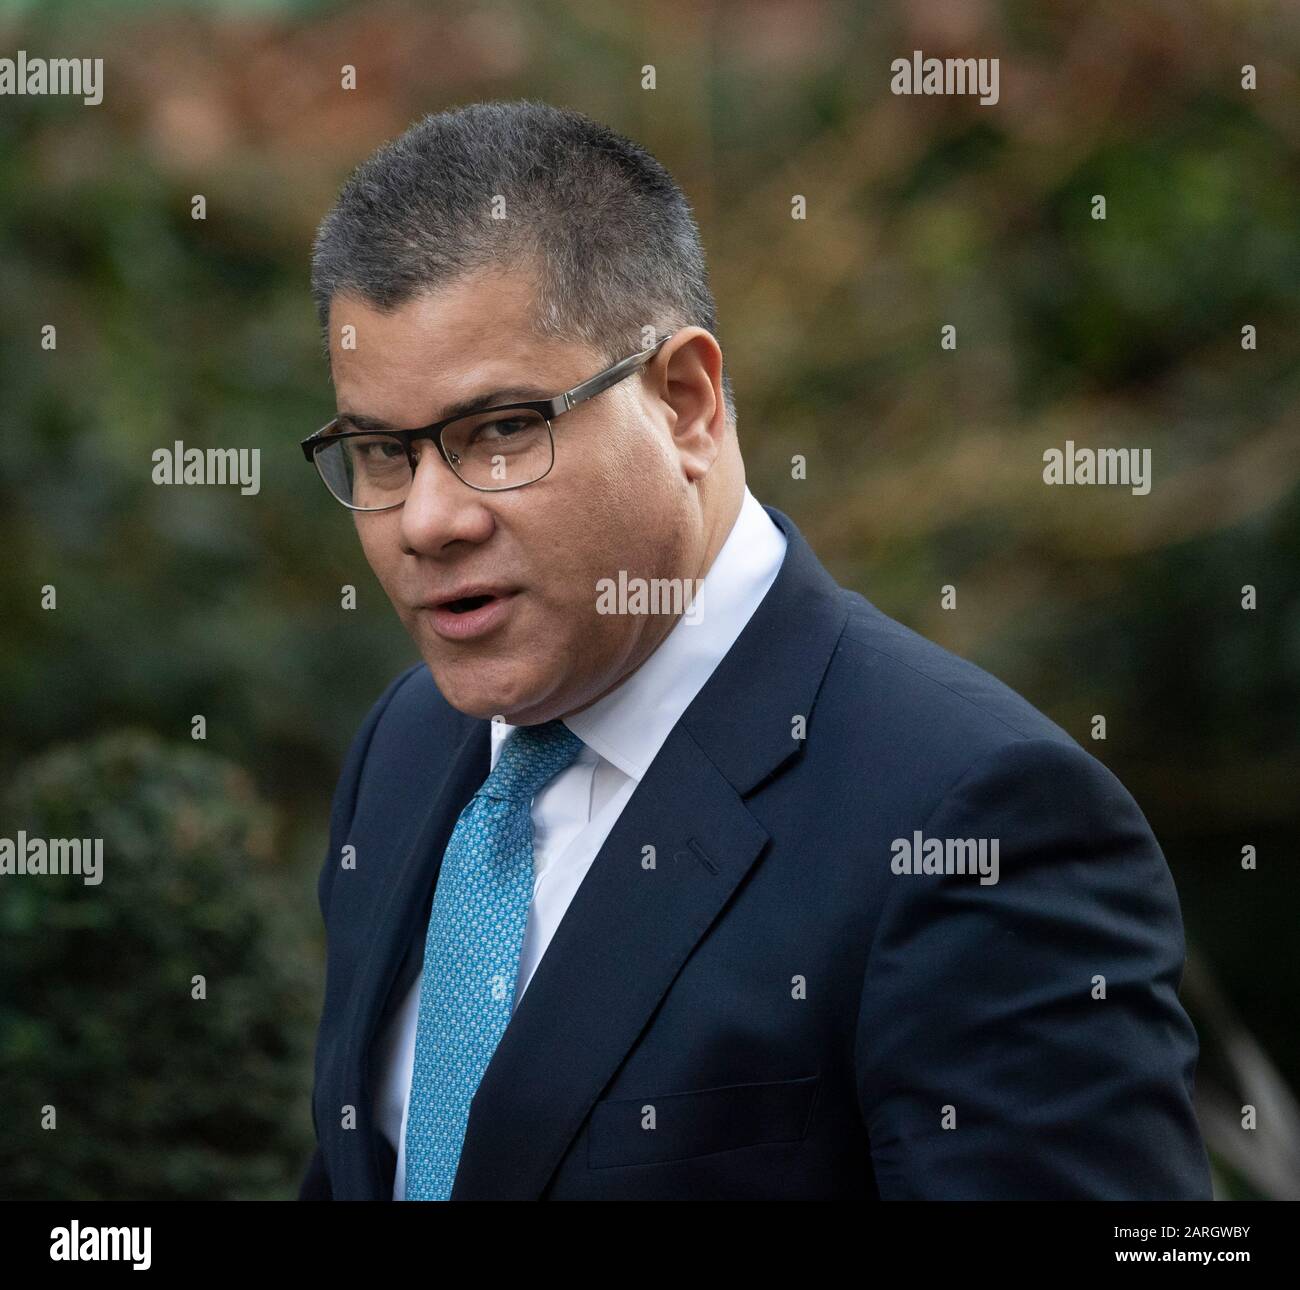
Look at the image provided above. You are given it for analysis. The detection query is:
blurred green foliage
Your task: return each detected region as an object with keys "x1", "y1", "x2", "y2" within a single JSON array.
[{"x1": 0, "y1": 731, "x2": 316, "y2": 1199}]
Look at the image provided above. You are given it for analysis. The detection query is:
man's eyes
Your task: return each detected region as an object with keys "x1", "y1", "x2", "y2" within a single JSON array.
[
  {"x1": 354, "y1": 438, "x2": 405, "y2": 458},
  {"x1": 468, "y1": 417, "x2": 532, "y2": 442}
]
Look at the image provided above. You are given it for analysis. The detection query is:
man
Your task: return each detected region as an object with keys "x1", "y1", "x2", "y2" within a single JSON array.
[{"x1": 297, "y1": 100, "x2": 1212, "y2": 1200}]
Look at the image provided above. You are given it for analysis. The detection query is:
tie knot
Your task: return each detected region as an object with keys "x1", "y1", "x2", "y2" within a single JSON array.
[{"x1": 479, "y1": 718, "x2": 585, "y2": 802}]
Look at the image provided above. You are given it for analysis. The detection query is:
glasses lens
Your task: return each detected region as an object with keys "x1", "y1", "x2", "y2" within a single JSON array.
[
  {"x1": 441, "y1": 409, "x2": 552, "y2": 490},
  {"x1": 315, "y1": 432, "x2": 410, "y2": 509}
]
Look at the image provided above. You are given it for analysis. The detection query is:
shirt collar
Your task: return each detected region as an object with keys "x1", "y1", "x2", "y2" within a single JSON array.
[{"x1": 491, "y1": 486, "x2": 788, "y2": 780}]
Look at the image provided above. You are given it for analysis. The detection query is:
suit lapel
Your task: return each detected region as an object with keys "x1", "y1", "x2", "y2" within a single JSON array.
[
  {"x1": 336, "y1": 713, "x2": 488, "y2": 1200},
  {"x1": 450, "y1": 505, "x2": 849, "y2": 1199}
]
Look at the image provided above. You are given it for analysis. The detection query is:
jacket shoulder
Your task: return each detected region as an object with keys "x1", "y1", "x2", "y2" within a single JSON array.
[{"x1": 823, "y1": 589, "x2": 1081, "y2": 774}]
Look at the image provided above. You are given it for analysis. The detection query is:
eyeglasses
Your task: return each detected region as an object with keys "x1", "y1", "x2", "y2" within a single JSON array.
[{"x1": 300, "y1": 333, "x2": 671, "y2": 510}]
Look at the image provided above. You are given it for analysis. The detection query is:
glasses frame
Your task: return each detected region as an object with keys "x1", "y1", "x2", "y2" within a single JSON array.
[{"x1": 300, "y1": 332, "x2": 672, "y2": 510}]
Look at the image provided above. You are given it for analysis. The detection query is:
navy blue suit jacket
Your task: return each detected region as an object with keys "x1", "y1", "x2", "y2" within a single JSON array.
[{"x1": 299, "y1": 504, "x2": 1212, "y2": 1200}]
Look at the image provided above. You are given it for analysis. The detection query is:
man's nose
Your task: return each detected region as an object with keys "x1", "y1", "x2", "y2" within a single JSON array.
[{"x1": 398, "y1": 440, "x2": 494, "y2": 552}]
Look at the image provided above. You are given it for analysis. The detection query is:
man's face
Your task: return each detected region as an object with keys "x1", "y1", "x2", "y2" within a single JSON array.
[{"x1": 327, "y1": 269, "x2": 712, "y2": 725}]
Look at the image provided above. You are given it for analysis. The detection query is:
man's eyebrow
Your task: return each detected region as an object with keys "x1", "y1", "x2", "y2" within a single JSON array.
[{"x1": 336, "y1": 386, "x2": 550, "y2": 433}]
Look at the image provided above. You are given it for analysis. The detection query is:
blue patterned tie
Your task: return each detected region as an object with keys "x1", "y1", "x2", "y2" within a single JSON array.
[{"x1": 403, "y1": 718, "x2": 585, "y2": 1200}]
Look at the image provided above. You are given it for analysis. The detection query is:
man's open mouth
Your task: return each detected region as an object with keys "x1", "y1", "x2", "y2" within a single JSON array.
[
  {"x1": 424, "y1": 587, "x2": 519, "y2": 637},
  {"x1": 444, "y1": 594, "x2": 497, "y2": 614}
]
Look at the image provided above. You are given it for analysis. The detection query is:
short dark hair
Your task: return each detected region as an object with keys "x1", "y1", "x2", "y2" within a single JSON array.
[{"x1": 310, "y1": 99, "x2": 735, "y2": 426}]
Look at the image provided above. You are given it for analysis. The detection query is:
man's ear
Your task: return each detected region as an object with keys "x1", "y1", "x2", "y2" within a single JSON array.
[{"x1": 659, "y1": 329, "x2": 726, "y2": 481}]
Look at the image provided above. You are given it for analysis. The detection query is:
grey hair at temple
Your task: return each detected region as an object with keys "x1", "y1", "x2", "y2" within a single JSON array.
[{"x1": 309, "y1": 98, "x2": 736, "y2": 428}]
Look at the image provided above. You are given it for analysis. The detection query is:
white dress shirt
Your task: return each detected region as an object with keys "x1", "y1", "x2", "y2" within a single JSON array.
[{"x1": 377, "y1": 485, "x2": 788, "y2": 1199}]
